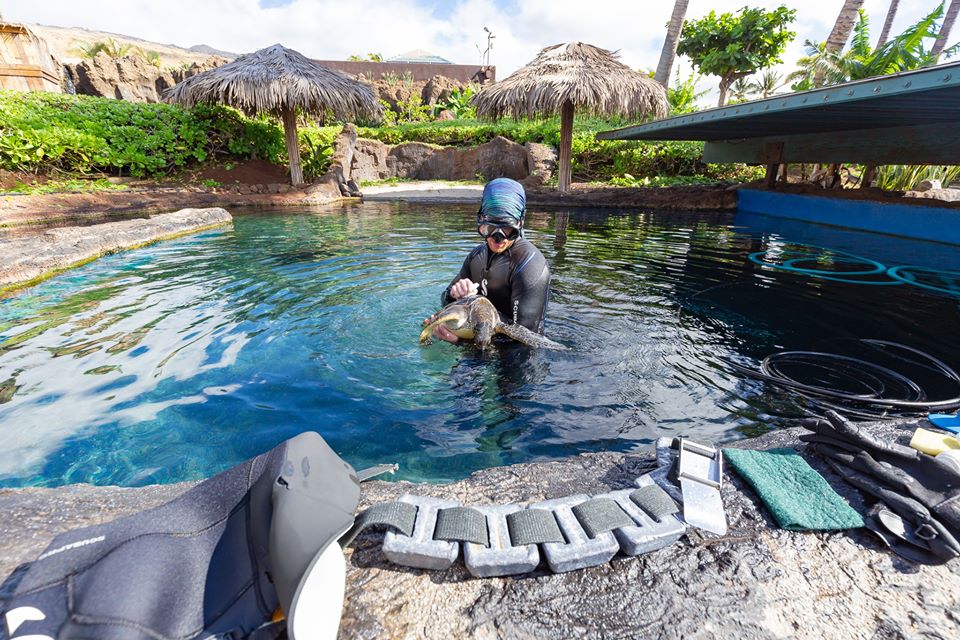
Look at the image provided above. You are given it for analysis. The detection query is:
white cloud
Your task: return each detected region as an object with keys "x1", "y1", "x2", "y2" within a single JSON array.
[{"x1": 3, "y1": 0, "x2": 946, "y2": 102}]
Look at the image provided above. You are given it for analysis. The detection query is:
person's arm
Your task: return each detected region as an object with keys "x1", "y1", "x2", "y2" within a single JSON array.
[
  {"x1": 429, "y1": 250, "x2": 479, "y2": 344},
  {"x1": 509, "y1": 252, "x2": 550, "y2": 333},
  {"x1": 441, "y1": 249, "x2": 478, "y2": 305}
]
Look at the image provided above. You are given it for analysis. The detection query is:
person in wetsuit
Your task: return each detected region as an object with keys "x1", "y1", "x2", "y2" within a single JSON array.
[{"x1": 427, "y1": 178, "x2": 551, "y2": 344}]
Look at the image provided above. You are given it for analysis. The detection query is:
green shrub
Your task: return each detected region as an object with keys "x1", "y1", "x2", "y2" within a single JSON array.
[
  {"x1": 0, "y1": 91, "x2": 208, "y2": 176},
  {"x1": 0, "y1": 92, "x2": 332, "y2": 178},
  {"x1": 0, "y1": 91, "x2": 759, "y2": 185}
]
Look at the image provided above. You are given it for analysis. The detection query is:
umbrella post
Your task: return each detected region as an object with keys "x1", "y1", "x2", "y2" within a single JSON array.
[
  {"x1": 282, "y1": 106, "x2": 304, "y2": 186},
  {"x1": 557, "y1": 100, "x2": 574, "y2": 193}
]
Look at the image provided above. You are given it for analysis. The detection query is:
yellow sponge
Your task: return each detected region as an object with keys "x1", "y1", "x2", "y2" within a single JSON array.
[{"x1": 910, "y1": 427, "x2": 960, "y2": 456}]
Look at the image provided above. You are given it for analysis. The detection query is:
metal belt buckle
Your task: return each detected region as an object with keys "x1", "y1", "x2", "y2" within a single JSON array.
[
  {"x1": 382, "y1": 494, "x2": 460, "y2": 570},
  {"x1": 677, "y1": 439, "x2": 727, "y2": 535}
]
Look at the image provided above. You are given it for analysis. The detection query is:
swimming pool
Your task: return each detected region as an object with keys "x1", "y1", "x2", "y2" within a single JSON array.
[{"x1": 1, "y1": 201, "x2": 958, "y2": 487}]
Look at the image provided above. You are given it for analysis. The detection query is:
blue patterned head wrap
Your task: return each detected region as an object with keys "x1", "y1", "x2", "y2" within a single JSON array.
[{"x1": 478, "y1": 178, "x2": 526, "y2": 227}]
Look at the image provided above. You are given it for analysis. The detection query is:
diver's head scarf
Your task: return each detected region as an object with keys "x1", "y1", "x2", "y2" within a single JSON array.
[{"x1": 478, "y1": 178, "x2": 526, "y2": 236}]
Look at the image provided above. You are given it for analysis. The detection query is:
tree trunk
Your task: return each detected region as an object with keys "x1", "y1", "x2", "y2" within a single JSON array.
[
  {"x1": 933, "y1": 0, "x2": 960, "y2": 59},
  {"x1": 875, "y1": 0, "x2": 899, "y2": 49},
  {"x1": 282, "y1": 106, "x2": 304, "y2": 186},
  {"x1": 816, "y1": 0, "x2": 865, "y2": 84},
  {"x1": 717, "y1": 76, "x2": 731, "y2": 107},
  {"x1": 861, "y1": 164, "x2": 877, "y2": 189},
  {"x1": 766, "y1": 163, "x2": 779, "y2": 190},
  {"x1": 654, "y1": 0, "x2": 690, "y2": 89},
  {"x1": 557, "y1": 100, "x2": 574, "y2": 194}
]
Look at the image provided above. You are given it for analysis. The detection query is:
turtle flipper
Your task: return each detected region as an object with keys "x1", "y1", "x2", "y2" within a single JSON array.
[
  {"x1": 495, "y1": 323, "x2": 568, "y2": 350},
  {"x1": 419, "y1": 313, "x2": 462, "y2": 344}
]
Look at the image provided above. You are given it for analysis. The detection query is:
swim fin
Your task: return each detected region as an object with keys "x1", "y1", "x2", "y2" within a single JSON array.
[{"x1": 929, "y1": 413, "x2": 960, "y2": 435}]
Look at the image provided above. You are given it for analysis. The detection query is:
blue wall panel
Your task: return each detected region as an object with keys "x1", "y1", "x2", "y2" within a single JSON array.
[{"x1": 737, "y1": 189, "x2": 960, "y2": 246}]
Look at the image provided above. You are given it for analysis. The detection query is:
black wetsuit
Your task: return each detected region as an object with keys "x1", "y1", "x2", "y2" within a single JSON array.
[{"x1": 442, "y1": 238, "x2": 551, "y2": 334}]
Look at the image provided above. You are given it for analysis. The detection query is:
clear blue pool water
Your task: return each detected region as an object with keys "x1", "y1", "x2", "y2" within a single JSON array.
[{"x1": 1, "y1": 202, "x2": 959, "y2": 487}]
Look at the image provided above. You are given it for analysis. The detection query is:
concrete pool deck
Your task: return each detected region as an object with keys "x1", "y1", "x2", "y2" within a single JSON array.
[
  {"x1": 0, "y1": 420, "x2": 956, "y2": 639},
  {"x1": 0, "y1": 207, "x2": 233, "y2": 292},
  {"x1": 362, "y1": 181, "x2": 485, "y2": 202}
]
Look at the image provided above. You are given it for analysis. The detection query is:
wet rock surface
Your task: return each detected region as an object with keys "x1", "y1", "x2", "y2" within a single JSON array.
[
  {"x1": 1, "y1": 421, "x2": 958, "y2": 639},
  {"x1": 0, "y1": 207, "x2": 231, "y2": 288}
]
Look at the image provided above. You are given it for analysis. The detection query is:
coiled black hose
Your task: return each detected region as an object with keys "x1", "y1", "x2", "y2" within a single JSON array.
[{"x1": 729, "y1": 340, "x2": 960, "y2": 418}]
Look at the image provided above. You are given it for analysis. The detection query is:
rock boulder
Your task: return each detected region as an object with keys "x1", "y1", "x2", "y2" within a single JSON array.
[
  {"x1": 523, "y1": 142, "x2": 558, "y2": 187},
  {"x1": 65, "y1": 54, "x2": 227, "y2": 102},
  {"x1": 339, "y1": 134, "x2": 541, "y2": 185},
  {"x1": 905, "y1": 188, "x2": 960, "y2": 202},
  {"x1": 351, "y1": 139, "x2": 392, "y2": 182}
]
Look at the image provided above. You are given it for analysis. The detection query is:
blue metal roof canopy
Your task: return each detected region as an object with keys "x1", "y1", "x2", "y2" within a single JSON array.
[{"x1": 597, "y1": 62, "x2": 960, "y2": 165}]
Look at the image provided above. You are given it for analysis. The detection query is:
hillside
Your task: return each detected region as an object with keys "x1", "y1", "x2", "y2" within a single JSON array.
[{"x1": 28, "y1": 23, "x2": 236, "y2": 68}]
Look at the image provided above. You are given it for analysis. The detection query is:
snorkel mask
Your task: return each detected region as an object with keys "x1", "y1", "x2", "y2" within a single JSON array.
[
  {"x1": 477, "y1": 178, "x2": 526, "y2": 241},
  {"x1": 477, "y1": 219, "x2": 522, "y2": 241}
]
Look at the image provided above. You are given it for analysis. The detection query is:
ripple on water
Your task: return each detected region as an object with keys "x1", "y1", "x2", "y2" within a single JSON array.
[{"x1": 1, "y1": 203, "x2": 959, "y2": 486}]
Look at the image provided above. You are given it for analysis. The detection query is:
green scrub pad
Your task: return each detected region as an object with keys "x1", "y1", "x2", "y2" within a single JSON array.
[{"x1": 724, "y1": 447, "x2": 865, "y2": 531}]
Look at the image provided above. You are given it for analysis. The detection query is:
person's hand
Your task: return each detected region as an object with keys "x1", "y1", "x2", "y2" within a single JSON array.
[
  {"x1": 433, "y1": 324, "x2": 459, "y2": 344},
  {"x1": 421, "y1": 317, "x2": 459, "y2": 344},
  {"x1": 449, "y1": 278, "x2": 478, "y2": 300}
]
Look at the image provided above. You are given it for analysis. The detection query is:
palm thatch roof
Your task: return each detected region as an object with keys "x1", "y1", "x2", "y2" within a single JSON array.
[
  {"x1": 166, "y1": 43, "x2": 381, "y2": 121},
  {"x1": 473, "y1": 42, "x2": 667, "y2": 120}
]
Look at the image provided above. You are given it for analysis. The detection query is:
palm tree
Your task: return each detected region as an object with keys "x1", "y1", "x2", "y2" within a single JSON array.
[
  {"x1": 749, "y1": 70, "x2": 784, "y2": 98},
  {"x1": 789, "y1": 5, "x2": 955, "y2": 90},
  {"x1": 816, "y1": 0, "x2": 866, "y2": 84},
  {"x1": 728, "y1": 77, "x2": 755, "y2": 102},
  {"x1": 932, "y1": 0, "x2": 960, "y2": 59},
  {"x1": 473, "y1": 42, "x2": 667, "y2": 193},
  {"x1": 654, "y1": 0, "x2": 690, "y2": 88},
  {"x1": 825, "y1": 0, "x2": 866, "y2": 51},
  {"x1": 875, "y1": 0, "x2": 900, "y2": 49}
]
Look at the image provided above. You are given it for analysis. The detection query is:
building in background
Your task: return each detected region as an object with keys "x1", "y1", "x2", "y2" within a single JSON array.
[
  {"x1": 315, "y1": 48, "x2": 493, "y2": 84},
  {"x1": 0, "y1": 21, "x2": 61, "y2": 92}
]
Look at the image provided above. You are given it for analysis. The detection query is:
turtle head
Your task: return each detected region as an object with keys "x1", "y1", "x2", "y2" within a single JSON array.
[{"x1": 475, "y1": 321, "x2": 493, "y2": 349}]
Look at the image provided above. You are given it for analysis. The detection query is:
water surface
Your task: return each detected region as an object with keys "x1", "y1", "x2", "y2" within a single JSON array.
[{"x1": 1, "y1": 202, "x2": 958, "y2": 486}]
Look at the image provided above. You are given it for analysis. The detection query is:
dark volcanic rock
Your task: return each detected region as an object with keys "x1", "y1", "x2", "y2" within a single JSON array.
[
  {"x1": 1, "y1": 421, "x2": 958, "y2": 638},
  {"x1": 523, "y1": 142, "x2": 558, "y2": 187}
]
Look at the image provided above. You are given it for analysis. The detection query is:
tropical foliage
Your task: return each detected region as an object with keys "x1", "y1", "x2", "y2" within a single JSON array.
[
  {"x1": 677, "y1": 6, "x2": 796, "y2": 106},
  {"x1": 0, "y1": 91, "x2": 761, "y2": 187},
  {"x1": 875, "y1": 164, "x2": 960, "y2": 191},
  {"x1": 749, "y1": 70, "x2": 785, "y2": 98},
  {"x1": 788, "y1": 4, "x2": 959, "y2": 90},
  {"x1": 347, "y1": 53, "x2": 384, "y2": 62},
  {"x1": 435, "y1": 86, "x2": 479, "y2": 120},
  {"x1": 73, "y1": 38, "x2": 163, "y2": 68},
  {"x1": 666, "y1": 72, "x2": 708, "y2": 114},
  {"x1": 0, "y1": 91, "x2": 286, "y2": 177}
]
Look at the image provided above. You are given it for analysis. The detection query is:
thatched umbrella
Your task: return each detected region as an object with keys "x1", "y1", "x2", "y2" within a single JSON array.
[
  {"x1": 167, "y1": 44, "x2": 381, "y2": 186},
  {"x1": 473, "y1": 42, "x2": 667, "y2": 193}
]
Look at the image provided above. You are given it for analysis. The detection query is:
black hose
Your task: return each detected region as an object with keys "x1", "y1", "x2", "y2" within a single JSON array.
[{"x1": 729, "y1": 340, "x2": 960, "y2": 418}]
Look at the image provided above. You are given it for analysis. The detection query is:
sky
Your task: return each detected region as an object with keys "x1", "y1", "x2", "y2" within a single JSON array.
[{"x1": 1, "y1": 0, "x2": 948, "y2": 99}]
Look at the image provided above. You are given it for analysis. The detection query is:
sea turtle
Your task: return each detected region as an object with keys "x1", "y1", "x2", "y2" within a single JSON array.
[{"x1": 419, "y1": 295, "x2": 567, "y2": 350}]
